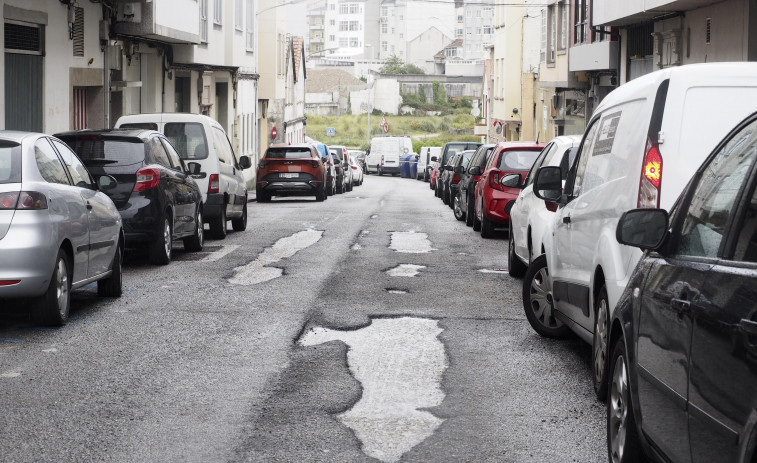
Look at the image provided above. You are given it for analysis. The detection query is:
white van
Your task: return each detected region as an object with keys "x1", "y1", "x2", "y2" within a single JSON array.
[
  {"x1": 366, "y1": 136, "x2": 412, "y2": 175},
  {"x1": 416, "y1": 146, "x2": 441, "y2": 181},
  {"x1": 115, "y1": 113, "x2": 251, "y2": 239},
  {"x1": 526, "y1": 62, "x2": 757, "y2": 399}
]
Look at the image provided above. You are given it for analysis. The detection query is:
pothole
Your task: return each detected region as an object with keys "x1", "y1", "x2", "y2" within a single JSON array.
[
  {"x1": 389, "y1": 231, "x2": 435, "y2": 253},
  {"x1": 386, "y1": 264, "x2": 426, "y2": 277},
  {"x1": 229, "y1": 229, "x2": 323, "y2": 285},
  {"x1": 298, "y1": 317, "x2": 447, "y2": 462}
]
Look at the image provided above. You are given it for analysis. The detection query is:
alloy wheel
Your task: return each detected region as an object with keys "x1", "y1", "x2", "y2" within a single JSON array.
[
  {"x1": 528, "y1": 267, "x2": 560, "y2": 329},
  {"x1": 609, "y1": 353, "x2": 629, "y2": 463},
  {"x1": 594, "y1": 297, "x2": 609, "y2": 388},
  {"x1": 55, "y1": 257, "x2": 69, "y2": 317}
]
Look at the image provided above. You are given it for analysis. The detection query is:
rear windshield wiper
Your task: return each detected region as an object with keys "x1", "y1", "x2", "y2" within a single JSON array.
[{"x1": 82, "y1": 159, "x2": 119, "y2": 165}]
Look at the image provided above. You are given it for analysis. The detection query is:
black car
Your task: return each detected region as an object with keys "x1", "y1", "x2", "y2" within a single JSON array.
[
  {"x1": 448, "y1": 150, "x2": 475, "y2": 213},
  {"x1": 434, "y1": 141, "x2": 481, "y2": 196},
  {"x1": 456, "y1": 144, "x2": 495, "y2": 225},
  {"x1": 329, "y1": 146, "x2": 352, "y2": 193},
  {"x1": 56, "y1": 129, "x2": 204, "y2": 265},
  {"x1": 608, "y1": 111, "x2": 757, "y2": 463},
  {"x1": 439, "y1": 152, "x2": 461, "y2": 206}
]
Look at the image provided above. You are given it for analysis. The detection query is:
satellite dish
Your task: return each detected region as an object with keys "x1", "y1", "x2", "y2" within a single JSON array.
[{"x1": 495, "y1": 124, "x2": 502, "y2": 134}]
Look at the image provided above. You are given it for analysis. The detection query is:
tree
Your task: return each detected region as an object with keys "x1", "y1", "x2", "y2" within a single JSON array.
[{"x1": 379, "y1": 54, "x2": 425, "y2": 75}]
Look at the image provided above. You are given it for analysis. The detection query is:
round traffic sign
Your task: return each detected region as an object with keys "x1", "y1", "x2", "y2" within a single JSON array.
[{"x1": 271, "y1": 126, "x2": 277, "y2": 139}]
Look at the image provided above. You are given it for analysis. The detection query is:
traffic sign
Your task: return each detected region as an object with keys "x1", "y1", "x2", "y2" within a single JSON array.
[
  {"x1": 271, "y1": 126, "x2": 277, "y2": 139},
  {"x1": 380, "y1": 116, "x2": 389, "y2": 134},
  {"x1": 327, "y1": 127, "x2": 336, "y2": 137}
]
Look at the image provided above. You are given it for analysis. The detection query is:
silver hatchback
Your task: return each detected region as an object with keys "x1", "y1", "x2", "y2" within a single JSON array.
[{"x1": 0, "y1": 132, "x2": 124, "y2": 325}]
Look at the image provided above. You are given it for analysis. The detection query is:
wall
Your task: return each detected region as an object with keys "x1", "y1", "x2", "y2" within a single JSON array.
[{"x1": 372, "y1": 78, "x2": 401, "y2": 114}]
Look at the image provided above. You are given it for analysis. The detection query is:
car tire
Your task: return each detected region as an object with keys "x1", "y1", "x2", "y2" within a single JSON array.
[
  {"x1": 150, "y1": 215, "x2": 173, "y2": 265},
  {"x1": 453, "y1": 193, "x2": 465, "y2": 221},
  {"x1": 31, "y1": 249, "x2": 71, "y2": 326},
  {"x1": 315, "y1": 185, "x2": 326, "y2": 202},
  {"x1": 608, "y1": 336, "x2": 643, "y2": 463},
  {"x1": 522, "y1": 255, "x2": 571, "y2": 338},
  {"x1": 472, "y1": 210, "x2": 481, "y2": 231},
  {"x1": 508, "y1": 223, "x2": 527, "y2": 278},
  {"x1": 442, "y1": 187, "x2": 450, "y2": 205},
  {"x1": 448, "y1": 189, "x2": 455, "y2": 210},
  {"x1": 232, "y1": 201, "x2": 247, "y2": 231},
  {"x1": 465, "y1": 192, "x2": 475, "y2": 227},
  {"x1": 98, "y1": 243, "x2": 123, "y2": 297},
  {"x1": 430, "y1": 179, "x2": 435, "y2": 190},
  {"x1": 594, "y1": 285, "x2": 610, "y2": 401},
  {"x1": 184, "y1": 209, "x2": 205, "y2": 251},
  {"x1": 480, "y1": 212, "x2": 495, "y2": 238},
  {"x1": 378, "y1": 167, "x2": 383, "y2": 176},
  {"x1": 209, "y1": 206, "x2": 227, "y2": 240},
  {"x1": 257, "y1": 191, "x2": 271, "y2": 203}
]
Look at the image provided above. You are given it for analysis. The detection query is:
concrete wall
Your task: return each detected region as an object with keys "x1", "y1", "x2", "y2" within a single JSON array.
[{"x1": 372, "y1": 78, "x2": 401, "y2": 114}]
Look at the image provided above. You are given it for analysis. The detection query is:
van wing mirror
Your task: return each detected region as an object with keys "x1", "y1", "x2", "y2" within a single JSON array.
[
  {"x1": 616, "y1": 209, "x2": 669, "y2": 251},
  {"x1": 500, "y1": 173, "x2": 522, "y2": 188},
  {"x1": 186, "y1": 161, "x2": 206, "y2": 179},
  {"x1": 239, "y1": 155, "x2": 252, "y2": 169},
  {"x1": 468, "y1": 165, "x2": 482, "y2": 176},
  {"x1": 533, "y1": 166, "x2": 563, "y2": 202},
  {"x1": 430, "y1": 156, "x2": 438, "y2": 162},
  {"x1": 97, "y1": 175, "x2": 118, "y2": 191},
  {"x1": 453, "y1": 165, "x2": 464, "y2": 174}
]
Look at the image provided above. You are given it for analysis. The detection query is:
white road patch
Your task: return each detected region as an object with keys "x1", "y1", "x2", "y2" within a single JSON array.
[
  {"x1": 371, "y1": 215, "x2": 379, "y2": 219},
  {"x1": 478, "y1": 269, "x2": 508, "y2": 274},
  {"x1": 299, "y1": 317, "x2": 447, "y2": 463},
  {"x1": 42, "y1": 348, "x2": 58, "y2": 353},
  {"x1": 386, "y1": 264, "x2": 426, "y2": 277},
  {"x1": 229, "y1": 229, "x2": 323, "y2": 285},
  {"x1": 1, "y1": 372, "x2": 20, "y2": 378},
  {"x1": 201, "y1": 244, "x2": 240, "y2": 263},
  {"x1": 389, "y1": 231, "x2": 435, "y2": 254},
  {"x1": 387, "y1": 289, "x2": 408, "y2": 294},
  {"x1": 352, "y1": 243, "x2": 362, "y2": 250}
]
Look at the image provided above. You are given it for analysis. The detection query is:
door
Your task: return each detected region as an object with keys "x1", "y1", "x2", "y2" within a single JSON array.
[
  {"x1": 211, "y1": 126, "x2": 243, "y2": 215},
  {"x1": 513, "y1": 142, "x2": 555, "y2": 260},
  {"x1": 149, "y1": 137, "x2": 188, "y2": 236},
  {"x1": 5, "y1": 22, "x2": 43, "y2": 132},
  {"x1": 161, "y1": 137, "x2": 199, "y2": 236}
]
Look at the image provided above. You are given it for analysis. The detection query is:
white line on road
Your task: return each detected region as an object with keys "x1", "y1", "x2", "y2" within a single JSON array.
[{"x1": 201, "y1": 244, "x2": 240, "y2": 263}]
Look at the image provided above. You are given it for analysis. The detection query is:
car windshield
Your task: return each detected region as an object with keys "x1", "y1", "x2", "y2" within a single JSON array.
[
  {"x1": 461, "y1": 151, "x2": 474, "y2": 168},
  {"x1": 164, "y1": 123, "x2": 209, "y2": 160},
  {"x1": 0, "y1": 141, "x2": 21, "y2": 183},
  {"x1": 62, "y1": 138, "x2": 145, "y2": 166},
  {"x1": 330, "y1": 149, "x2": 344, "y2": 161},
  {"x1": 266, "y1": 148, "x2": 312, "y2": 159},
  {"x1": 498, "y1": 150, "x2": 541, "y2": 170}
]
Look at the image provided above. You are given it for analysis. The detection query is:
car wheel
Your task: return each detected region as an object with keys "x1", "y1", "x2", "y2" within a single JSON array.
[
  {"x1": 31, "y1": 249, "x2": 71, "y2": 326},
  {"x1": 480, "y1": 212, "x2": 495, "y2": 238},
  {"x1": 430, "y1": 179, "x2": 434, "y2": 190},
  {"x1": 453, "y1": 193, "x2": 465, "y2": 221},
  {"x1": 257, "y1": 191, "x2": 271, "y2": 202},
  {"x1": 97, "y1": 243, "x2": 123, "y2": 297},
  {"x1": 442, "y1": 187, "x2": 450, "y2": 205},
  {"x1": 232, "y1": 201, "x2": 247, "y2": 231},
  {"x1": 522, "y1": 255, "x2": 571, "y2": 338},
  {"x1": 608, "y1": 336, "x2": 643, "y2": 463},
  {"x1": 508, "y1": 223, "x2": 527, "y2": 277},
  {"x1": 465, "y1": 192, "x2": 475, "y2": 227},
  {"x1": 184, "y1": 209, "x2": 205, "y2": 251},
  {"x1": 448, "y1": 189, "x2": 455, "y2": 210},
  {"x1": 315, "y1": 184, "x2": 326, "y2": 202},
  {"x1": 378, "y1": 167, "x2": 383, "y2": 176},
  {"x1": 209, "y1": 206, "x2": 227, "y2": 239},
  {"x1": 150, "y1": 215, "x2": 172, "y2": 265},
  {"x1": 594, "y1": 285, "x2": 610, "y2": 400},
  {"x1": 472, "y1": 210, "x2": 481, "y2": 231}
]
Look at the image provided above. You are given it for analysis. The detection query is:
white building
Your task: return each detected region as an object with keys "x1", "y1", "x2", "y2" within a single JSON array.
[
  {"x1": 461, "y1": 0, "x2": 495, "y2": 60},
  {"x1": 378, "y1": 0, "x2": 455, "y2": 61}
]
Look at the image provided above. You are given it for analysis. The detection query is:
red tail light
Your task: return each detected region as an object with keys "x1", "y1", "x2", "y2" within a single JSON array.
[
  {"x1": 0, "y1": 280, "x2": 20, "y2": 286},
  {"x1": 488, "y1": 171, "x2": 505, "y2": 191},
  {"x1": 638, "y1": 140, "x2": 662, "y2": 208},
  {"x1": 381, "y1": 155, "x2": 385, "y2": 166},
  {"x1": 133, "y1": 167, "x2": 161, "y2": 192},
  {"x1": 0, "y1": 191, "x2": 47, "y2": 210},
  {"x1": 208, "y1": 173, "x2": 220, "y2": 194},
  {"x1": 352, "y1": 165, "x2": 358, "y2": 170},
  {"x1": 452, "y1": 173, "x2": 460, "y2": 184}
]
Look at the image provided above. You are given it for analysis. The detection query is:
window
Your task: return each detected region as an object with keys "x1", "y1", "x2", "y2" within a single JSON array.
[
  {"x1": 547, "y1": 4, "x2": 556, "y2": 62},
  {"x1": 164, "y1": 123, "x2": 209, "y2": 160},
  {"x1": 382, "y1": 41, "x2": 387, "y2": 51},
  {"x1": 498, "y1": 150, "x2": 541, "y2": 171},
  {"x1": 540, "y1": 9, "x2": 546, "y2": 62},
  {"x1": 330, "y1": 3, "x2": 335, "y2": 10},
  {"x1": 399, "y1": 33, "x2": 403, "y2": 39},
  {"x1": 457, "y1": 15, "x2": 464, "y2": 21},
  {"x1": 72, "y1": 7, "x2": 84, "y2": 57},
  {"x1": 214, "y1": 0, "x2": 222, "y2": 25},
  {"x1": 350, "y1": 37, "x2": 359, "y2": 47},
  {"x1": 558, "y1": 2, "x2": 567, "y2": 51},
  {"x1": 381, "y1": 7, "x2": 388, "y2": 16},
  {"x1": 734, "y1": 183, "x2": 757, "y2": 262},
  {"x1": 575, "y1": 0, "x2": 588, "y2": 44},
  {"x1": 340, "y1": 4, "x2": 349, "y2": 14},
  {"x1": 339, "y1": 21, "x2": 348, "y2": 31},
  {"x1": 52, "y1": 139, "x2": 95, "y2": 190},
  {"x1": 329, "y1": 35, "x2": 335, "y2": 41},
  {"x1": 339, "y1": 38, "x2": 349, "y2": 47},
  {"x1": 0, "y1": 142, "x2": 21, "y2": 184},
  {"x1": 329, "y1": 19, "x2": 335, "y2": 26},
  {"x1": 149, "y1": 138, "x2": 172, "y2": 168},
  {"x1": 456, "y1": 28, "x2": 463, "y2": 37},
  {"x1": 399, "y1": 15, "x2": 403, "y2": 20},
  {"x1": 212, "y1": 127, "x2": 236, "y2": 165},
  {"x1": 34, "y1": 139, "x2": 69, "y2": 185},
  {"x1": 160, "y1": 138, "x2": 184, "y2": 170},
  {"x1": 245, "y1": 0, "x2": 254, "y2": 50},
  {"x1": 525, "y1": 143, "x2": 555, "y2": 187},
  {"x1": 483, "y1": 26, "x2": 491, "y2": 35},
  {"x1": 200, "y1": 0, "x2": 208, "y2": 42},
  {"x1": 569, "y1": 118, "x2": 600, "y2": 197},
  {"x1": 235, "y1": 0, "x2": 243, "y2": 30},
  {"x1": 382, "y1": 23, "x2": 387, "y2": 33},
  {"x1": 678, "y1": 119, "x2": 757, "y2": 258},
  {"x1": 349, "y1": 21, "x2": 359, "y2": 31}
]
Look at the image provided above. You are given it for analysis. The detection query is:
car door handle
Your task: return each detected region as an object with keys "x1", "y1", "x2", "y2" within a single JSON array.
[
  {"x1": 739, "y1": 319, "x2": 757, "y2": 336},
  {"x1": 563, "y1": 216, "x2": 571, "y2": 224},
  {"x1": 671, "y1": 298, "x2": 691, "y2": 316}
]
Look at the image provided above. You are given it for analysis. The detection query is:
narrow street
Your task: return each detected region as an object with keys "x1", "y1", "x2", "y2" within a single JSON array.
[{"x1": 0, "y1": 175, "x2": 604, "y2": 462}]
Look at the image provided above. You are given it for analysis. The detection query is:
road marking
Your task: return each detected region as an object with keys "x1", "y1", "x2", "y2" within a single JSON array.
[
  {"x1": 42, "y1": 348, "x2": 58, "y2": 353},
  {"x1": 299, "y1": 317, "x2": 446, "y2": 462},
  {"x1": 201, "y1": 244, "x2": 240, "y2": 263},
  {"x1": 389, "y1": 231, "x2": 435, "y2": 253},
  {"x1": 1, "y1": 372, "x2": 20, "y2": 378},
  {"x1": 478, "y1": 269, "x2": 508, "y2": 274},
  {"x1": 229, "y1": 229, "x2": 323, "y2": 285},
  {"x1": 386, "y1": 264, "x2": 426, "y2": 277},
  {"x1": 387, "y1": 289, "x2": 408, "y2": 294}
]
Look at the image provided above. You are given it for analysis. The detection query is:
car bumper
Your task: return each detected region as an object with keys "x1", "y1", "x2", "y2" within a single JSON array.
[
  {"x1": 380, "y1": 165, "x2": 400, "y2": 173},
  {"x1": 203, "y1": 193, "x2": 225, "y2": 220},
  {"x1": 0, "y1": 215, "x2": 57, "y2": 299},
  {"x1": 258, "y1": 179, "x2": 323, "y2": 195},
  {"x1": 484, "y1": 191, "x2": 519, "y2": 224},
  {"x1": 118, "y1": 197, "x2": 166, "y2": 245}
]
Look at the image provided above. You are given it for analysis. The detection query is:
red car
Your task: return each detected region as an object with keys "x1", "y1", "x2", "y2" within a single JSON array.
[
  {"x1": 429, "y1": 162, "x2": 440, "y2": 191},
  {"x1": 472, "y1": 142, "x2": 544, "y2": 238}
]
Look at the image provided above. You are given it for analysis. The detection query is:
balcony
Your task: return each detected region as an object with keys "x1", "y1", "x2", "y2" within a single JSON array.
[
  {"x1": 114, "y1": 0, "x2": 200, "y2": 44},
  {"x1": 569, "y1": 41, "x2": 619, "y2": 71},
  {"x1": 594, "y1": 0, "x2": 713, "y2": 26}
]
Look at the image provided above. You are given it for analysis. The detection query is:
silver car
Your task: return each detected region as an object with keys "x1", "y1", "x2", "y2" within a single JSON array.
[{"x1": 0, "y1": 132, "x2": 124, "y2": 326}]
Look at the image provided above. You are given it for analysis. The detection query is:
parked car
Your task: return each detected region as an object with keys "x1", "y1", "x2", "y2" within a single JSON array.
[
  {"x1": 456, "y1": 144, "x2": 496, "y2": 226},
  {"x1": 314, "y1": 142, "x2": 336, "y2": 198},
  {"x1": 434, "y1": 142, "x2": 481, "y2": 193},
  {"x1": 526, "y1": 62, "x2": 757, "y2": 401},
  {"x1": 430, "y1": 162, "x2": 440, "y2": 191},
  {"x1": 438, "y1": 152, "x2": 461, "y2": 204},
  {"x1": 256, "y1": 144, "x2": 327, "y2": 202},
  {"x1": 507, "y1": 135, "x2": 580, "y2": 278},
  {"x1": 608, "y1": 110, "x2": 757, "y2": 463},
  {"x1": 366, "y1": 136, "x2": 412, "y2": 175},
  {"x1": 115, "y1": 113, "x2": 251, "y2": 239},
  {"x1": 449, "y1": 150, "x2": 476, "y2": 214},
  {"x1": 417, "y1": 146, "x2": 441, "y2": 181},
  {"x1": 329, "y1": 145, "x2": 352, "y2": 193},
  {"x1": 56, "y1": 129, "x2": 205, "y2": 265},
  {"x1": 0, "y1": 132, "x2": 124, "y2": 325},
  {"x1": 472, "y1": 142, "x2": 544, "y2": 238},
  {"x1": 349, "y1": 155, "x2": 364, "y2": 187},
  {"x1": 349, "y1": 150, "x2": 367, "y2": 173}
]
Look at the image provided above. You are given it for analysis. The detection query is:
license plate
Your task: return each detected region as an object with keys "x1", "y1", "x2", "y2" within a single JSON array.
[{"x1": 280, "y1": 173, "x2": 298, "y2": 178}]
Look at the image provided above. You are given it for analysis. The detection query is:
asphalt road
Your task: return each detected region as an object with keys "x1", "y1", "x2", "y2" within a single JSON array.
[{"x1": 0, "y1": 174, "x2": 605, "y2": 462}]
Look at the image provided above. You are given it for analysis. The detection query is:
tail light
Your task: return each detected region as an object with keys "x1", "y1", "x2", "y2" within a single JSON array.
[
  {"x1": 208, "y1": 173, "x2": 220, "y2": 194},
  {"x1": 0, "y1": 280, "x2": 20, "y2": 286},
  {"x1": 452, "y1": 173, "x2": 460, "y2": 184},
  {"x1": 133, "y1": 167, "x2": 161, "y2": 192},
  {"x1": 488, "y1": 171, "x2": 505, "y2": 191},
  {"x1": 638, "y1": 140, "x2": 662, "y2": 208},
  {"x1": 352, "y1": 165, "x2": 358, "y2": 170},
  {"x1": 381, "y1": 155, "x2": 385, "y2": 166},
  {"x1": 0, "y1": 191, "x2": 48, "y2": 210}
]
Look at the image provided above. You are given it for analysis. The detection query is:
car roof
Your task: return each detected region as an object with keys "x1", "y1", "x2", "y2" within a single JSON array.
[
  {"x1": 117, "y1": 113, "x2": 219, "y2": 125},
  {"x1": 0, "y1": 131, "x2": 44, "y2": 143},
  {"x1": 54, "y1": 128, "x2": 159, "y2": 141}
]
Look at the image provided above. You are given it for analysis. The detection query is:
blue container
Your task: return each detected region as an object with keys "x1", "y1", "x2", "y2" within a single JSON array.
[
  {"x1": 400, "y1": 154, "x2": 416, "y2": 178},
  {"x1": 409, "y1": 155, "x2": 418, "y2": 179}
]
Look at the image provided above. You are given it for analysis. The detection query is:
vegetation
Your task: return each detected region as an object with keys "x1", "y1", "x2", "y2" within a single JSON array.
[
  {"x1": 379, "y1": 54, "x2": 425, "y2": 75},
  {"x1": 306, "y1": 113, "x2": 479, "y2": 151},
  {"x1": 400, "y1": 82, "x2": 473, "y2": 114}
]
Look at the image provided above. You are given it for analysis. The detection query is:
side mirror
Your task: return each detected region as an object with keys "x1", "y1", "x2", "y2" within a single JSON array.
[
  {"x1": 500, "y1": 173, "x2": 522, "y2": 188},
  {"x1": 453, "y1": 165, "x2": 464, "y2": 174},
  {"x1": 98, "y1": 175, "x2": 118, "y2": 191},
  {"x1": 616, "y1": 209, "x2": 669, "y2": 251},
  {"x1": 468, "y1": 165, "x2": 482, "y2": 176},
  {"x1": 239, "y1": 155, "x2": 252, "y2": 169},
  {"x1": 430, "y1": 156, "x2": 438, "y2": 162},
  {"x1": 533, "y1": 166, "x2": 563, "y2": 202},
  {"x1": 444, "y1": 165, "x2": 453, "y2": 171},
  {"x1": 186, "y1": 161, "x2": 206, "y2": 179}
]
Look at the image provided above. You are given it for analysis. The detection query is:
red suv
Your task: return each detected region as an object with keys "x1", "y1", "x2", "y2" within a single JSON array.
[
  {"x1": 256, "y1": 144, "x2": 327, "y2": 202},
  {"x1": 472, "y1": 142, "x2": 544, "y2": 238}
]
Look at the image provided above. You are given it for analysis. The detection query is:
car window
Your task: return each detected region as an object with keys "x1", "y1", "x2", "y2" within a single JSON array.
[
  {"x1": 160, "y1": 138, "x2": 184, "y2": 170},
  {"x1": 120, "y1": 122, "x2": 158, "y2": 130},
  {"x1": 677, "y1": 118, "x2": 757, "y2": 258},
  {"x1": 525, "y1": 143, "x2": 555, "y2": 186},
  {"x1": 51, "y1": 139, "x2": 95, "y2": 190},
  {"x1": 733, "y1": 185, "x2": 757, "y2": 262},
  {"x1": 571, "y1": 118, "x2": 601, "y2": 197},
  {"x1": 0, "y1": 141, "x2": 21, "y2": 184},
  {"x1": 149, "y1": 138, "x2": 172, "y2": 168},
  {"x1": 211, "y1": 127, "x2": 232, "y2": 164},
  {"x1": 164, "y1": 122, "x2": 208, "y2": 160},
  {"x1": 34, "y1": 139, "x2": 70, "y2": 185},
  {"x1": 62, "y1": 137, "x2": 145, "y2": 165},
  {"x1": 330, "y1": 148, "x2": 344, "y2": 161},
  {"x1": 560, "y1": 147, "x2": 577, "y2": 180},
  {"x1": 484, "y1": 148, "x2": 499, "y2": 170},
  {"x1": 267, "y1": 147, "x2": 312, "y2": 159},
  {"x1": 461, "y1": 151, "x2": 474, "y2": 168},
  {"x1": 497, "y1": 150, "x2": 540, "y2": 170}
]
